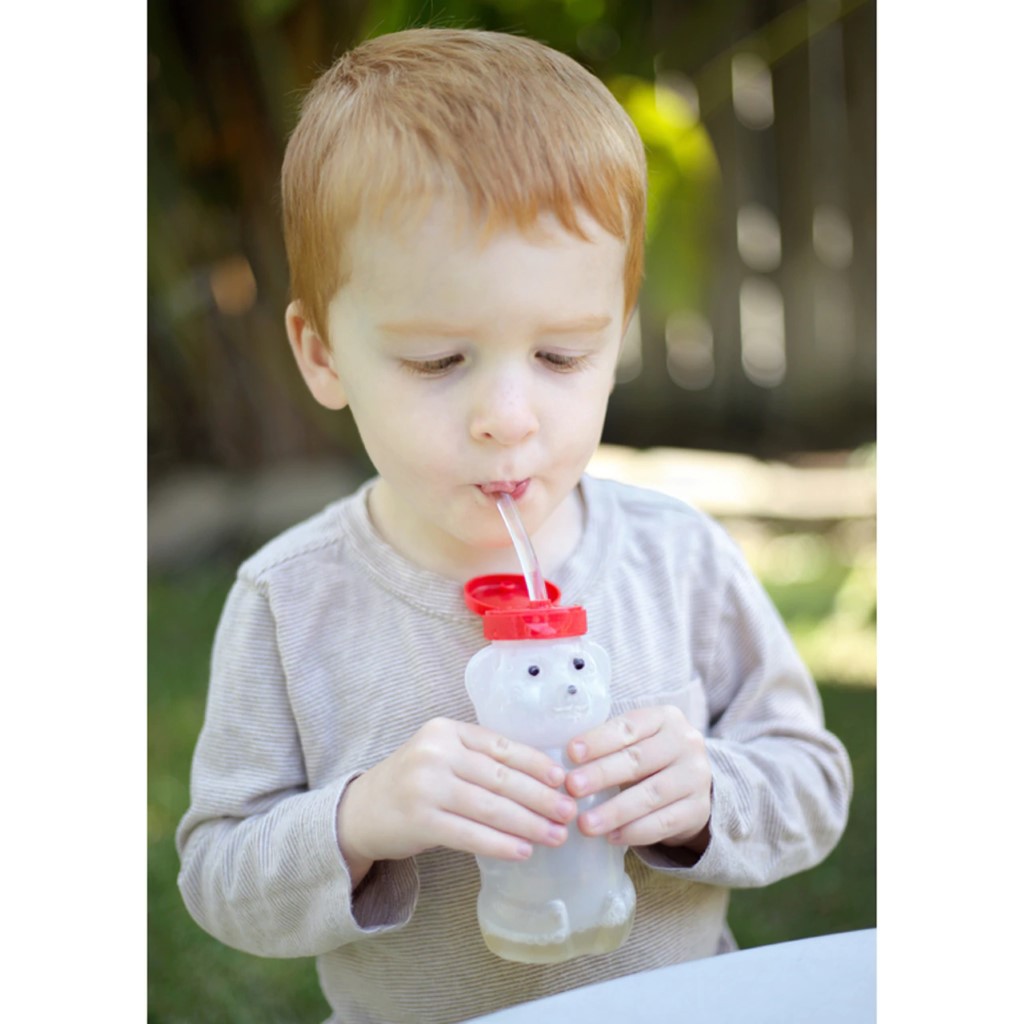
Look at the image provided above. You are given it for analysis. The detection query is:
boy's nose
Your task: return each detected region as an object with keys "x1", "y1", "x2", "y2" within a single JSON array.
[{"x1": 469, "y1": 373, "x2": 540, "y2": 445}]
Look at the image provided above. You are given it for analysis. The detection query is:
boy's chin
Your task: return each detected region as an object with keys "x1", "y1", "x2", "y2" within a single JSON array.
[{"x1": 467, "y1": 527, "x2": 523, "y2": 555}]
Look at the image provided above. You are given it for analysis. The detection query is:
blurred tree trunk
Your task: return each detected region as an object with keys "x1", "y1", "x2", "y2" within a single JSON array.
[{"x1": 148, "y1": 0, "x2": 371, "y2": 479}]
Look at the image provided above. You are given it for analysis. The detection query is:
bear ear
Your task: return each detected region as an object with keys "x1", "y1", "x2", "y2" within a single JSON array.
[
  {"x1": 465, "y1": 645, "x2": 499, "y2": 706},
  {"x1": 585, "y1": 640, "x2": 611, "y2": 680}
]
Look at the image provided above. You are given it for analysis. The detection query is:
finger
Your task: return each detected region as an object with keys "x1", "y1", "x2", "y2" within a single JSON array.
[
  {"x1": 598, "y1": 794, "x2": 711, "y2": 849},
  {"x1": 567, "y1": 707, "x2": 668, "y2": 766},
  {"x1": 429, "y1": 810, "x2": 538, "y2": 862},
  {"x1": 577, "y1": 760, "x2": 697, "y2": 834},
  {"x1": 454, "y1": 748, "x2": 577, "y2": 824},
  {"x1": 566, "y1": 726, "x2": 682, "y2": 799},
  {"x1": 458, "y1": 722, "x2": 566, "y2": 787},
  {"x1": 442, "y1": 778, "x2": 572, "y2": 849},
  {"x1": 576, "y1": 746, "x2": 711, "y2": 844}
]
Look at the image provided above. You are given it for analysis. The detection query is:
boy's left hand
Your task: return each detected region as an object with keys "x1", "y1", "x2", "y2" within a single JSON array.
[{"x1": 564, "y1": 705, "x2": 712, "y2": 853}]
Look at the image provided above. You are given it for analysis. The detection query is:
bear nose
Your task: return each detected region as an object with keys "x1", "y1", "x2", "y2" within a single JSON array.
[{"x1": 567, "y1": 685, "x2": 578, "y2": 696}]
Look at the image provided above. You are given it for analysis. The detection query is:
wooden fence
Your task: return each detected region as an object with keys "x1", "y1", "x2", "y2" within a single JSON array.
[{"x1": 606, "y1": 0, "x2": 875, "y2": 456}]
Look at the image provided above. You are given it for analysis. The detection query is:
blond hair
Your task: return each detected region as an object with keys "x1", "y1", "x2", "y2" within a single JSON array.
[{"x1": 281, "y1": 28, "x2": 647, "y2": 344}]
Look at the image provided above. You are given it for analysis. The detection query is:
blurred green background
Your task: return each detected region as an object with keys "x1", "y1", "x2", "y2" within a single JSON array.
[{"x1": 148, "y1": 0, "x2": 875, "y2": 1020}]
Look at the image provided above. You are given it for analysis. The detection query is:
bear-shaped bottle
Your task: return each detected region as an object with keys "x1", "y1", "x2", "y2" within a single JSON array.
[{"x1": 463, "y1": 575, "x2": 636, "y2": 964}]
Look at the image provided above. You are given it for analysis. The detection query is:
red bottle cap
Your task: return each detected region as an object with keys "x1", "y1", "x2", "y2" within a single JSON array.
[{"x1": 464, "y1": 574, "x2": 588, "y2": 640}]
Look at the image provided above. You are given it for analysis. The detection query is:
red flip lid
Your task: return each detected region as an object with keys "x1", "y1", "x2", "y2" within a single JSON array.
[{"x1": 464, "y1": 574, "x2": 588, "y2": 640}]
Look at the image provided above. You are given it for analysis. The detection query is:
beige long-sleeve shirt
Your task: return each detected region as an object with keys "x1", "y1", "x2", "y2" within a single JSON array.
[{"x1": 176, "y1": 474, "x2": 852, "y2": 1023}]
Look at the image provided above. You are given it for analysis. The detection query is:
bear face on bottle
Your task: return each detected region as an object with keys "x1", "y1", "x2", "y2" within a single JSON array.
[{"x1": 466, "y1": 637, "x2": 611, "y2": 749}]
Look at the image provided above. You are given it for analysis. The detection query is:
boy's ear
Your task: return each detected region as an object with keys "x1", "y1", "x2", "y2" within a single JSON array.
[{"x1": 285, "y1": 301, "x2": 348, "y2": 410}]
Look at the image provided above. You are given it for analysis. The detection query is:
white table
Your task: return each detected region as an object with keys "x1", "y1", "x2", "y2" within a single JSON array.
[{"x1": 466, "y1": 928, "x2": 876, "y2": 1023}]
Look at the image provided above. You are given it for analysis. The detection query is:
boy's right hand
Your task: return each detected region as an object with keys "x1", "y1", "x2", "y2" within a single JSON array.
[{"x1": 336, "y1": 718, "x2": 576, "y2": 886}]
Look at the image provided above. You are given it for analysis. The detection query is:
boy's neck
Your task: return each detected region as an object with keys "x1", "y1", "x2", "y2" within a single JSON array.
[{"x1": 366, "y1": 481, "x2": 585, "y2": 584}]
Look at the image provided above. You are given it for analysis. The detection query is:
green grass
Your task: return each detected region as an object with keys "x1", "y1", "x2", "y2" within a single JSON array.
[
  {"x1": 728, "y1": 684, "x2": 876, "y2": 947},
  {"x1": 148, "y1": 554, "x2": 875, "y2": 1021},
  {"x1": 148, "y1": 562, "x2": 332, "y2": 1023}
]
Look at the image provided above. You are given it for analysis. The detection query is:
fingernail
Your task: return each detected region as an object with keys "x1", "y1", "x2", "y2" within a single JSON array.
[
  {"x1": 583, "y1": 811, "x2": 603, "y2": 832},
  {"x1": 556, "y1": 796, "x2": 576, "y2": 820},
  {"x1": 568, "y1": 771, "x2": 587, "y2": 795},
  {"x1": 608, "y1": 829, "x2": 624, "y2": 844},
  {"x1": 569, "y1": 741, "x2": 586, "y2": 761},
  {"x1": 516, "y1": 841, "x2": 533, "y2": 859},
  {"x1": 547, "y1": 765, "x2": 565, "y2": 786},
  {"x1": 547, "y1": 824, "x2": 568, "y2": 844}
]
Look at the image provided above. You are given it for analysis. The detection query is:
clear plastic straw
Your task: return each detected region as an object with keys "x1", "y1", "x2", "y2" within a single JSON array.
[{"x1": 496, "y1": 492, "x2": 546, "y2": 602}]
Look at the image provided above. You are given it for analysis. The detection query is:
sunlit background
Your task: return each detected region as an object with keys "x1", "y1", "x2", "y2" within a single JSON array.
[{"x1": 148, "y1": 2, "x2": 876, "y2": 1020}]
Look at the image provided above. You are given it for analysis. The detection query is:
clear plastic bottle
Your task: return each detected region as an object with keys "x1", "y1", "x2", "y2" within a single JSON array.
[{"x1": 464, "y1": 575, "x2": 636, "y2": 964}]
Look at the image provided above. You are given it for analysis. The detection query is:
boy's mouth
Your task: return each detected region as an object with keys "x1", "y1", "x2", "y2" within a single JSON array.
[{"x1": 477, "y1": 479, "x2": 530, "y2": 501}]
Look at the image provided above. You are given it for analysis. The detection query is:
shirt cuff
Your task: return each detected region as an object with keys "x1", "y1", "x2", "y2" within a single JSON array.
[
  {"x1": 331, "y1": 773, "x2": 420, "y2": 934},
  {"x1": 350, "y1": 857, "x2": 420, "y2": 932}
]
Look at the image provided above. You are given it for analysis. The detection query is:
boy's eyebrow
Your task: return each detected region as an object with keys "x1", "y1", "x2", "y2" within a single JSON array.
[
  {"x1": 377, "y1": 315, "x2": 613, "y2": 336},
  {"x1": 538, "y1": 315, "x2": 613, "y2": 334}
]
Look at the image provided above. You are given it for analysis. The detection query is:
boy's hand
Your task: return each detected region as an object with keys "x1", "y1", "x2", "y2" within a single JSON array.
[
  {"x1": 564, "y1": 705, "x2": 712, "y2": 853},
  {"x1": 337, "y1": 718, "x2": 576, "y2": 884}
]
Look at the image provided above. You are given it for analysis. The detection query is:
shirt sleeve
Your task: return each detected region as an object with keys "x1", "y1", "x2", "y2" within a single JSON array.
[
  {"x1": 633, "y1": 531, "x2": 854, "y2": 887},
  {"x1": 175, "y1": 577, "x2": 420, "y2": 958}
]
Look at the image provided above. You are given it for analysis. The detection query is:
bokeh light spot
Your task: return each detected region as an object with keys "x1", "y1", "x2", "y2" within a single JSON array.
[
  {"x1": 740, "y1": 277, "x2": 786, "y2": 387},
  {"x1": 731, "y1": 52, "x2": 774, "y2": 129},
  {"x1": 209, "y1": 255, "x2": 257, "y2": 316},
  {"x1": 737, "y1": 202, "x2": 782, "y2": 272},
  {"x1": 666, "y1": 309, "x2": 714, "y2": 390},
  {"x1": 813, "y1": 204, "x2": 854, "y2": 269}
]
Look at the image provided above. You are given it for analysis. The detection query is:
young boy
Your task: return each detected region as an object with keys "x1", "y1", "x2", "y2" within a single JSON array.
[{"x1": 176, "y1": 27, "x2": 852, "y2": 1024}]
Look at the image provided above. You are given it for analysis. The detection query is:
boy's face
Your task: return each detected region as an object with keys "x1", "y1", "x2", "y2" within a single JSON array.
[{"x1": 299, "y1": 200, "x2": 627, "y2": 575}]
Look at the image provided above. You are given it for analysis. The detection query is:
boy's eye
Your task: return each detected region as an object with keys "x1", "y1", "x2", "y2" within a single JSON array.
[
  {"x1": 401, "y1": 355, "x2": 464, "y2": 377},
  {"x1": 538, "y1": 351, "x2": 586, "y2": 372}
]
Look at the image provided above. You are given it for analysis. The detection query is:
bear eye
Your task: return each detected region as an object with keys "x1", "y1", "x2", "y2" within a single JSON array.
[
  {"x1": 528, "y1": 665, "x2": 540, "y2": 677},
  {"x1": 573, "y1": 658, "x2": 585, "y2": 670}
]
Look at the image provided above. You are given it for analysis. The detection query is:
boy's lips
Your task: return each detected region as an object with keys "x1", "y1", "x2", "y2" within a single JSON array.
[{"x1": 477, "y1": 479, "x2": 530, "y2": 501}]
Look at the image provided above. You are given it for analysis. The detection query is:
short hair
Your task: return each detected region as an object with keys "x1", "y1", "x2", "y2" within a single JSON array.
[{"x1": 281, "y1": 27, "x2": 647, "y2": 344}]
